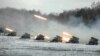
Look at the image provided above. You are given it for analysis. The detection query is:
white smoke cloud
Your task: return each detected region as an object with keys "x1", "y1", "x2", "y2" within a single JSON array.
[{"x1": 0, "y1": 8, "x2": 100, "y2": 44}]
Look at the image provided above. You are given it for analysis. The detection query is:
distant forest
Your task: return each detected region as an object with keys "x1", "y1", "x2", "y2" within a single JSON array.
[
  {"x1": 0, "y1": 2, "x2": 100, "y2": 26},
  {"x1": 29, "y1": 2, "x2": 100, "y2": 25}
]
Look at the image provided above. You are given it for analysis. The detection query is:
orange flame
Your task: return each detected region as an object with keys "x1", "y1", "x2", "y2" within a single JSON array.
[
  {"x1": 62, "y1": 32, "x2": 72, "y2": 37},
  {"x1": 62, "y1": 37, "x2": 70, "y2": 42},
  {"x1": 61, "y1": 32, "x2": 72, "y2": 43}
]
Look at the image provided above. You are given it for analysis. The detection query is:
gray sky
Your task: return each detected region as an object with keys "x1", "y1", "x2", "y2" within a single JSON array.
[{"x1": 0, "y1": 0, "x2": 99, "y2": 13}]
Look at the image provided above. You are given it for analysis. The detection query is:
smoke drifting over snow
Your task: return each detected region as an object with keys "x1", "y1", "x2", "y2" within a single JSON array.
[{"x1": 0, "y1": 8, "x2": 100, "y2": 44}]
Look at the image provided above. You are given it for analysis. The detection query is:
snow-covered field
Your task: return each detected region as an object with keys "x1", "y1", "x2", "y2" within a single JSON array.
[{"x1": 0, "y1": 36, "x2": 100, "y2": 56}]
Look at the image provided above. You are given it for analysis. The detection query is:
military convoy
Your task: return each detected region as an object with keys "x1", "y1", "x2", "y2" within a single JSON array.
[
  {"x1": 23, "y1": 33, "x2": 98, "y2": 45},
  {"x1": 0, "y1": 27, "x2": 99, "y2": 45}
]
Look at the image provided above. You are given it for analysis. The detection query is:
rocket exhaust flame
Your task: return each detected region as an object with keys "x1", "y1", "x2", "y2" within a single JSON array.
[
  {"x1": 62, "y1": 37, "x2": 70, "y2": 42},
  {"x1": 5, "y1": 28, "x2": 14, "y2": 32},
  {"x1": 61, "y1": 32, "x2": 72, "y2": 43},
  {"x1": 62, "y1": 32, "x2": 72, "y2": 37},
  {"x1": 34, "y1": 15, "x2": 47, "y2": 20}
]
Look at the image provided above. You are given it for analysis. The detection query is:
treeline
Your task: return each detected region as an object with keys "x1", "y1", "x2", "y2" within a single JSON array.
[
  {"x1": 47, "y1": 2, "x2": 100, "y2": 25},
  {"x1": 0, "y1": 2, "x2": 100, "y2": 26},
  {"x1": 29, "y1": 2, "x2": 100, "y2": 26}
]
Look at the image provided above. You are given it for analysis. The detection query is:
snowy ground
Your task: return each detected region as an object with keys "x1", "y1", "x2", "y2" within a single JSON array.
[{"x1": 0, "y1": 36, "x2": 100, "y2": 56}]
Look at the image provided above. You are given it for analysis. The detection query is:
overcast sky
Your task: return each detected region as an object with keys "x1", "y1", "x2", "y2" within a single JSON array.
[{"x1": 0, "y1": 0, "x2": 99, "y2": 13}]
